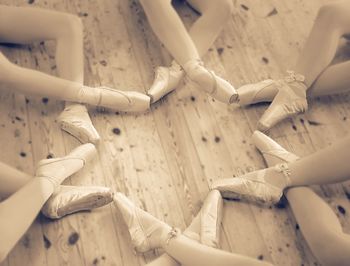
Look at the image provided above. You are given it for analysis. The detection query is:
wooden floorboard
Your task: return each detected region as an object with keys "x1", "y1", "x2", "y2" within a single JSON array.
[{"x1": 1, "y1": 0, "x2": 349, "y2": 265}]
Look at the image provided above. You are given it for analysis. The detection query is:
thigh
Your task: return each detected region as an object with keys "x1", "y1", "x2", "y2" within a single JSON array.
[{"x1": 0, "y1": 5, "x2": 72, "y2": 44}]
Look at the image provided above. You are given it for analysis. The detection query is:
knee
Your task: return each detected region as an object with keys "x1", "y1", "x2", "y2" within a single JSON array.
[
  {"x1": 203, "y1": 0, "x2": 233, "y2": 22},
  {"x1": 56, "y1": 14, "x2": 83, "y2": 40},
  {"x1": 317, "y1": 2, "x2": 349, "y2": 30}
]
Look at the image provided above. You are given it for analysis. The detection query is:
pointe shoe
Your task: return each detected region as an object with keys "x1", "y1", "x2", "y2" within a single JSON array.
[
  {"x1": 114, "y1": 192, "x2": 171, "y2": 253},
  {"x1": 147, "y1": 63, "x2": 184, "y2": 104},
  {"x1": 96, "y1": 87, "x2": 151, "y2": 113},
  {"x1": 211, "y1": 164, "x2": 292, "y2": 206},
  {"x1": 199, "y1": 190, "x2": 223, "y2": 248},
  {"x1": 252, "y1": 131, "x2": 299, "y2": 166},
  {"x1": 42, "y1": 185, "x2": 113, "y2": 219},
  {"x1": 58, "y1": 104, "x2": 100, "y2": 144},
  {"x1": 237, "y1": 79, "x2": 278, "y2": 106},
  {"x1": 257, "y1": 71, "x2": 308, "y2": 131},
  {"x1": 35, "y1": 143, "x2": 96, "y2": 189},
  {"x1": 183, "y1": 59, "x2": 238, "y2": 104}
]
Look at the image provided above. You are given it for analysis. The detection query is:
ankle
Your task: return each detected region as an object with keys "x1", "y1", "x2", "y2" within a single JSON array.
[{"x1": 264, "y1": 166, "x2": 290, "y2": 190}]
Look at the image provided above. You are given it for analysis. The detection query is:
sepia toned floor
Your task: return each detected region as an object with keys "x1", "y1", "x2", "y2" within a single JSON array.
[{"x1": 1, "y1": 0, "x2": 350, "y2": 265}]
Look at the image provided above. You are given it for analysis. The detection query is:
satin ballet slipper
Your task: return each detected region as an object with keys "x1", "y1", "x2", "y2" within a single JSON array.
[
  {"x1": 113, "y1": 192, "x2": 172, "y2": 253},
  {"x1": 252, "y1": 131, "x2": 299, "y2": 166},
  {"x1": 211, "y1": 163, "x2": 292, "y2": 206},
  {"x1": 77, "y1": 86, "x2": 151, "y2": 112},
  {"x1": 42, "y1": 185, "x2": 113, "y2": 219},
  {"x1": 199, "y1": 190, "x2": 223, "y2": 248},
  {"x1": 147, "y1": 62, "x2": 184, "y2": 104},
  {"x1": 183, "y1": 59, "x2": 238, "y2": 104},
  {"x1": 97, "y1": 88, "x2": 151, "y2": 112},
  {"x1": 236, "y1": 79, "x2": 278, "y2": 106},
  {"x1": 35, "y1": 143, "x2": 96, "y2": 189},
  {"x1": 257, "y1": 71, "x2": 308, "y2": 131},
  {"x1": 58, "y1": 104, "x2": 100, "y2": 144}
]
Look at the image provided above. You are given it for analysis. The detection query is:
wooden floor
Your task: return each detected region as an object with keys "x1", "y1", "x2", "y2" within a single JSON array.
[{"x1": 1, "y1": 0, "x2": 350, "y2": 265}]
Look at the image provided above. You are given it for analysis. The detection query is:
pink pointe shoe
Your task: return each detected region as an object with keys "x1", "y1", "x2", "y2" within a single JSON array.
[
  {"x1": 95, "y1": 87, "x2": 151, "y2": 113},
  {"x1": 183, "y1": 59, "x2": 238, "y2": 104},
  {"x1": 58, "y1": 104, "x2": 101, "y2": 144},
  {"x1": 257, "y1": 71, "x2": 308, "y2": 131},
  {"x1": 113, "y1": 193, "x2": 172, "y2": 253},
  {"x1": 35, "y1": 143, "x2": 96, "y2": 189},
  {"x1": 211, "y1": 163, "x2": 292, "y2": 206},
  {"x1": 42, "y1": 185, "x2": 113, "y2": 219},
  {"x1": 237, "y1": 79, "x2": 278, "y2": 106},
  {"x1": 147, "y1": 62, "x2": 184, "y2": 104},
  {"x1": 252, "y1": 131, "x2": 299, "y2": 166},
  {"x1": 77, "y1": 85, "x2": 150, "y2": 112}
]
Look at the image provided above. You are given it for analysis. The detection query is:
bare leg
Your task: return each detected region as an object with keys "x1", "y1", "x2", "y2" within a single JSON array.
[
  {"x1": 286, "y1": 188, "x2": 350, "y2": 266},
  {"x1": 253, "y1": 132, "x2": 350, "y2": 266},
  {"x1": 163, "y1": 235, "x2": 271, "y2": 266},
  {"x1": 185, "y1": 0, "x2": 233, "y2": 57},
  {"x1": 294, "y1": 2, "x2": 350, "y2": 88},
  {"x1": 148, "y1": 0, "x2": 233, "y2": 102},
  {"x1": 287, "y1": 136, "x2": 350, "y2": 186},
  {"x1": 0, "y1": 162, "x2": 31, "y2": 200},
  {"x1": 0, "y1": 5, "x2": 99, "y2": 143},
  {"x1": 139, "y1": 0, "x2": 199, "y2": 65},
  {"x1": 0, "y1": 144, "x2": 96, "y2": 262},
  {"x1": 0, "y1": 177, "x2": 54, "y2": 263}
]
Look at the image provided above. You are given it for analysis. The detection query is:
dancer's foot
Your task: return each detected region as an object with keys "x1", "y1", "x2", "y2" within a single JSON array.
[
  {"x1": 113, "y1": 193, "x2": 172, "y2": 253},
  {"x1": 183, "y1": 59, "x2": 238, "y2": 104},
  {"x1": 199, "y1": 190, "x2": 223, "y2": 248},
  {"x1": 35, "y1": 143, "x2": 96, "y2": 189},
  {"x1": 252, "y1": 131, "x2": 299, "y2": 166},
  {"x1": 237, "y1": 79, "x2": 278, "y2": 106},
  {"x1": 78, "y1": 86, "x2": 150, "y2": 112},
  {"x1": 211, "y1": 164, "x2": 292, "y2": 206},
  {"x1": 42, "y1": 185, "x2": 113, "y2": 219},
  {"x1": 148, "y1": 61, "x2": 184, "y2": 104},
  {"x1": 257, "y1": 71, "x2": 308, "y2": 131},
  {"x1": 58, "y1": 104, "x2": 100, "y2": 144}
]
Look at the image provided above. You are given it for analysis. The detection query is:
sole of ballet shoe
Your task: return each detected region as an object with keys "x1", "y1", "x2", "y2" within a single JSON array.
[
  {"x1": 42, "y1": 186, "x2": 113, "y2": 219},
  {"x1": 200, "y1": 190, "x2": 223, "y2": 248},
  {"x1": 56, "y1": 188, "x2": 113, "y2": 218},
  {"x1": 219, "y1": 190, "x2": 273, "y2": 207},
  {"x1": 237, "y1": 79, "x2": 278, "y2": 106},
  {"x1": 252, "y1": 131, "x2": 299, "y2": 166},
  {"x1": 58, "y1": 105, "x2": 101, "y2": 144}
]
